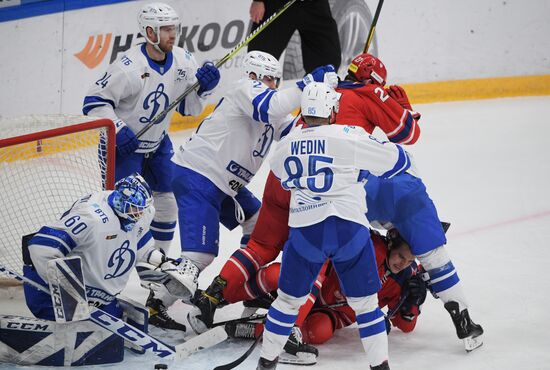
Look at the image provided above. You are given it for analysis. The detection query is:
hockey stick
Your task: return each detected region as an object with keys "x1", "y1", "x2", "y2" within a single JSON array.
[
  {"x1": 0, "y1": 264, "x2": 175, "y2": 358},
  {"x1": 0, "y1": 264, "x2": 226, "y2": 359},
  {"x1": 363, "y1": 0, "x2": 385, "y2": 53},
  {"x1": 135, "y1": 0, "x2": 297, "y2": 139},
  {"x1": 213, "y1": 334, "x2": 262, "y2": 370},
  {"x1": 212, "y1": 313, "x2": 267, "y2": 328}
]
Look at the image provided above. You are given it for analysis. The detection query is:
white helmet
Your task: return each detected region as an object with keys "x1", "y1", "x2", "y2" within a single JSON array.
[
  {"x1": 138, "y1": 2, "x2": 181, "y2": 46},
  {"x1": 301, "y1": 82, "x2": 342, "y2": 119},
  {"x1": 243, "y1": 51, "x2": 282, "y2": 81}
]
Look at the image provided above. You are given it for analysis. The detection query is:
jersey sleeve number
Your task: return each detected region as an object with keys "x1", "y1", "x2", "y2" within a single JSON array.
[
  {"x1": 64, "y1": 215, "x2": 88, "y2": 235},
  {"x1": 283, "y1": 155, "x2": 334, "y2": 193}
]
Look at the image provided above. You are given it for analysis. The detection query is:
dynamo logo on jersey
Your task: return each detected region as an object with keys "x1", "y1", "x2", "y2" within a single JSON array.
[
  {"x1": 226, "y1": 160, "x2": 254, "y2": 183},
  {"x1": 140, "y1": 84, "x2": 169, "y2": 124},
  {"x1": 104, "y1": 240, "x2": 135, "y2": 280},
  {"x1": 253, "y1": 125, "x2": 274, "y2": 158}
]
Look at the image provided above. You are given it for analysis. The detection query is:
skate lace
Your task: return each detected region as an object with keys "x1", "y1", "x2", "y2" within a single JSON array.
[{"x1": 290, "y1": 327, "x2": 303, "y2": 345}]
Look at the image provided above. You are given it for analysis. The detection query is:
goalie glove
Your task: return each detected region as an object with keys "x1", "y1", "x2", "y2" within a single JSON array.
[{"x1": 137, "y1": 250, "x2": 199, "y2": 303}]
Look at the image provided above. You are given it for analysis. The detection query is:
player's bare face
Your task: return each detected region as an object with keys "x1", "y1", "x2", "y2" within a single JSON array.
[
  {"x1": 387, "y1": 244, "x2": 415, "y2": 274},
  {"x1": 158, "y1": 25, "x2": 177, "y2": 53}
]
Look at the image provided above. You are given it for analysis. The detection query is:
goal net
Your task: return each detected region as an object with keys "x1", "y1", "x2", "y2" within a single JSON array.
[{"x1": 0, "y1": 115, "x2": 115, "y2": 283}]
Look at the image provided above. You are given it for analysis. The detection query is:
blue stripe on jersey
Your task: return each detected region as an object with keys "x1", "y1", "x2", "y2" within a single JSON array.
[
  {"x1": 36, "y1": 226, "x2": 77, "y2": 250},
  {"x1": 29, "y1": 236, "x2": 71, "y2": 255},
  {"x1": 83, "y1": 96, "x2": 116, "y2": 115},
  {"x1": 380, "y1": 145, "x2": 410, "y2": 179},
  {"x1": 279, "y1": 120, "x2": 295, "y2": 140},
  {"x1": 259, "y1": 90, "x2": 276, "y2": 124},
  {"x1": 177, "y1": 99, "x2": 186, "y2": 116},
  {"x1": 232, "y1": 249, "x2": 259, "y2": 280},
  {"x1": 137, "y1": 231, "x2": 153, "y2": 250},
  {"x1": 252, "y1": 89, "x2": 274, "y2": 124},
  {"x1": 389, "y1": 112, "x2": 415, "y2": 144}
]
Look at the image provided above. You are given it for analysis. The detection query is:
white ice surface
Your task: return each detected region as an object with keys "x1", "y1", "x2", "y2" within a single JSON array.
[{"x1": 2, "y1": 96, "x2": 550, "y2": 370}]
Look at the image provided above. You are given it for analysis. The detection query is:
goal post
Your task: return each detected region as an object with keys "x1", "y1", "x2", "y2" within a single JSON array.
[{"x1": 0, "y1": 115, "x2": 116, "y2": 282}]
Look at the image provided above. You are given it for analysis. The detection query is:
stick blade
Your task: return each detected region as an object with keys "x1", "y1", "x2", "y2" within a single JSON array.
[{"x1": 174, "y1": 326, "x2": 228, "y2": 360}]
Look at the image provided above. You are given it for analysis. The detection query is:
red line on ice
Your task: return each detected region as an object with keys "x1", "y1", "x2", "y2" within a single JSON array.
[{"x1": 451, "y1": 209, "x2": 550, "y2": 238}]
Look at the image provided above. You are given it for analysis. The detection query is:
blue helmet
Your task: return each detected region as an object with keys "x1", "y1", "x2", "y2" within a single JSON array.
[{"x1": 108, "y1": 173, "x2": 153, "y2": 225}]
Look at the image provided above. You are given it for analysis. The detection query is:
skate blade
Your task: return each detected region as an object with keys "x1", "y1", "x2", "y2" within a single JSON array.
[
  {"x1": 464, "y1": 333, "x2": 483, "y2": 352},
  {"x1": 279, "y1": 351, "x2": 317, "y2": 366}
]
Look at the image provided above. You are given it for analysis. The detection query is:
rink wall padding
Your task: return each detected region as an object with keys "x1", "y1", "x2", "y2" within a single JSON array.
[{"x1": 1, "y1": 0, "x2": 549, "y2": 121}]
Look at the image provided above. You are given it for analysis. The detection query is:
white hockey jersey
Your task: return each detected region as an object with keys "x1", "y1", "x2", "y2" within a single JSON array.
[
  {"x1": 172, "y1": 78, "x2": 301, "y2": 196},
  {"x1": 28, "y1": 191, "x2": 155, "y2": 306},
  {"x1": 83, "y1": 44, "x2": 205, "y2": 153},
  {"x1": 270, "y1": 124, "x2": 411, "y2": 228}
]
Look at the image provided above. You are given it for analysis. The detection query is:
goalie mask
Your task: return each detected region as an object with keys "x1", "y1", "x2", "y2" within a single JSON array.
[
  {"x1": 243, "y1": 50, "x2": 282, "y2": 86},
  {"x1": 347, "y1": 53, "x2": 387, "y2": 86},
  {"x1": 109, "y1": 173, "x2": 153, "y2": 229},
  {"x1": 301, "y1": 82, "x2": 342, "y2": 119},
  {"x1": 138, "y1": 2, "x2": 181, "y2": 46}
]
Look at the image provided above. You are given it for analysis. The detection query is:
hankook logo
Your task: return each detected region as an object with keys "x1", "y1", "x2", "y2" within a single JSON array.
[{"x1": 75, "y1": 20, "x2": 251, "y2": 69}]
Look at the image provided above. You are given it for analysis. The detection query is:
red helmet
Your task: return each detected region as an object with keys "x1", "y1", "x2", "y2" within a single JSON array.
[{"x1": 347, "y1": 53, "x2": 387, "y2": 86}]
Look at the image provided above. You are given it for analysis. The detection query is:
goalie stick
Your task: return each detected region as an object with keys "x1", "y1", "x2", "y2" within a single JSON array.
[
  {"x1": 135, "y1": 0, "x2": 297, "y2": 139},
  {"x1": 0, "y1": 264, "x2": 226, "y2": 360}
]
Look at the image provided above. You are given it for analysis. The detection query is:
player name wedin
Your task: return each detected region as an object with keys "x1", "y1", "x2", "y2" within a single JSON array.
[{"x1": 290, "y1": 139, "x2": 326, "y2": 155}]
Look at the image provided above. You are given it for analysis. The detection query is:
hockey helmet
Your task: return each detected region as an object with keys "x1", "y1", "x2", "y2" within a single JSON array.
[
  {"x1": 347, "y1": 53, "x2": 387, "y2": 86},
  {"x1": 243, "y1": 51, "x2": 282, "y2": 82},
  {"x1": 109, "y1": 173, "x2": 153, "y2": 226},
  {"x1": 138, "y1": 2, "x2": 181, "y2": 46},
  {"x1": 301, "y1": 82, "x2": 342, "y2": 119}
]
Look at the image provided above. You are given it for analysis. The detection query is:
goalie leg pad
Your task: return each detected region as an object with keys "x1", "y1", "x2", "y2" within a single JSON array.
[
  {"x1": 0, "y1": 315, "x2": 124, "y2": 366},
  {"x1": 46, "y1": 256, "x2": 89, "y2": 323}
]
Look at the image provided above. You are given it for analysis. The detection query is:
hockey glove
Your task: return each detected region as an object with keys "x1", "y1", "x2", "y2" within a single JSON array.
[
  {"x1": 400, "y1": 274, "x2": 428, "y2": 314},
  {"x1": 116, "y1": 125, "x2": 140, "y2": 157},
  {"x1": 387, "y1": 85, "x2": 413, "y2": 110},
  {"x1": 296, "y1": 64, "x2": 338, "y2": 90},
  {"x1": 196, "y1": 62, "x2": 220, "y2": 97}
]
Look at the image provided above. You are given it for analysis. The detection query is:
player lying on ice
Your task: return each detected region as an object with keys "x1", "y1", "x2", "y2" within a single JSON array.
[
  {"x1": 204, "y1": 226, "x2": 428, "y2": 348},
  {"x1": 19, "y1": 174, "x2": 196, "y2": 364}
]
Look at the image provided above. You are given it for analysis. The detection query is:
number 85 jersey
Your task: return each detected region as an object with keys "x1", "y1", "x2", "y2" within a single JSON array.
[{"x1": 269, "y1": 124, "x2": 411, "y2": 228}]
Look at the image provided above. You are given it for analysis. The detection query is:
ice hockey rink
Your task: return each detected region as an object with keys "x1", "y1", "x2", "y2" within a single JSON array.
[{"x1": 1, "y1": 95, "x2": 550, "y2": 370}]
